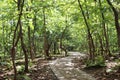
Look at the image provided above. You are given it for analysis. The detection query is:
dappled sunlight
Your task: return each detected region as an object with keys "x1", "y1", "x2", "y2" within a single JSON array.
[
  {"x1": 50, "y1": 52, "x2": 96, "y2": 80},
  {"x1": 0, "y1": 0, "x2": 120, "y2": 80},
  {"x1": 65, "y1": 62, "x2": 74, "y2": 67}
]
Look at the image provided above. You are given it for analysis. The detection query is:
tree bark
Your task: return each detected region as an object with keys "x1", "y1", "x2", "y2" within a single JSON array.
[
  {"x1": 43, "y1": 7, "x2": 50, "y2": 58},
  {"x1": 20, "y1": 21, "x2": 29, "y2": 72},
  {"x1": 10, "y1": 0, "x2": 29, "y2": 79},
  {"x1": 17, "y1": 0, "x2": 29, "y2": 73},
  {"x1": 53, "y1": 42, "x2": 57, "y2": 54},
  {"x1": 28, "y1": 25, "x2": 34, "y2": 60},
  {"x1": 106, "y1": 0, "x2": 120, "y2": 53},
  {"x1": 78, "y1": 0, "x2": 95, "y2": 60},
  {"x1": 32, "y1": 14, "x2": 37, "y2": 56},
  {"x1": 99, "y1": 0, "x2": 110, "y2": 57},
  {"x1": 10, "y1": 0, "x2": 25, "y2": 79},
  {"x1": 60, "y1": 16, "x2": 68, "y2": 56},
  {"x1": 98, "y1": 33, "x2": 104, "y2": 56}
]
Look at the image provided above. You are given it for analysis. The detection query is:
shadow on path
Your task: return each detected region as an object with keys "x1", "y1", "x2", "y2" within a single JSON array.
[{"x1": 49, "y1": 52, "x2": 96, "y2": 80}]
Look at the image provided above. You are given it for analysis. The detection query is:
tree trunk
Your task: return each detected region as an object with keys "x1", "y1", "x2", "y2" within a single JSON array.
[
  {"x1": 28, "y1": 26, "x2": 34, "y2": 60},
  {"x1": 11, "y1": 47, "x2": 17, "y2": 80},
  {"x1": 53, "y1": 42, "x2": 57, "y2": 54},
  {"x1": 20, "y1": 21, "x2": 29, "y2": 72},
  {"x1": 60, "y1": 16, "x2": 68, "y2": 56},
  {"x1": 98, "y1": 33, "x2": 104, "y2": 56},
  {"x1": 78, "y1": 0, "x2": 95, "y2": 60},
  {"x1": 32, "y1": 14, "x2": 37, "y2": 56},
  {"x1": 10, "y1": 0, "x2": 25, "y2": 79},
  {"x1": 106, "y1": 0, "x2": 120, "y2": 53},
  {"x1": 99, "y1": 0, "x2": 110, "y2": 57},
  {"x1": 43, "y1": 7, "x2": 49, "y2": 58}
]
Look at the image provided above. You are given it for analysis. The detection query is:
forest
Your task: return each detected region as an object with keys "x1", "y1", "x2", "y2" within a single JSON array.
[{"x1": 0, "y1": 0, "x2": 120, "y2": 80}]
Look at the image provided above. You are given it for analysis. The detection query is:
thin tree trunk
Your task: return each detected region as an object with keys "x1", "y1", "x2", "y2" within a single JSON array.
[
  {"x1": 32, "y1": 14, "x2": 37, "y2": 56},
  {"x1": 10, "y1": 0, "x2": 25, "y2": 79},
  {"x1": 60, "y1": 16, "x2": 68, "y2": 56},
  {"x1": 78, "y1": 0, "x2": 95, "y2": 60},
  {"x1": 99, "y1": 0, "x2": 110, "y2": 57},
  {"x1": 11, "y1": 47, "x2": 17, "y2": 80},
  {"x1": 28, "y1": 26, "x2": 34, "y2": 60},
  {"x1": 106, "y1": 0, "x2": 120, "y2": 53},
  {"x1": 98, "y1": 33, "x2": 104, "y2": 56},
  {"x1": 10, "y1": 1, "x2": 28, "y2": 79},
  {"x1": 2, "y1": 24, "x2": 6, "y2": 60},
  {"x1": 43, "y1": 7, "x2": 49, "y2": 58},
  {"x1": 53, "y1": 42, "x2": 57, "y2": 54},
  {"x1": 20, "y1": 20, "x2": 29, "y2": 72},
  {"x1": 17, "y1": 0, "x2": 29, "y2": 73}
]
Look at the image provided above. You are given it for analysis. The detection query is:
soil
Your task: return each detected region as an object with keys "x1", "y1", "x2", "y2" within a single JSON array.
[
  {"x1": 0, "y1": 58, "x2": 58, "y2": 80},
  {"x1": 29, "y1": 59, "x2": 58, "y2": 80},
  {"x1": 1, "y1": 54, "x2": 120, "y2": 80},
  {"x1": 72, "y1": 57, "x2": 120, "y2": 80}
]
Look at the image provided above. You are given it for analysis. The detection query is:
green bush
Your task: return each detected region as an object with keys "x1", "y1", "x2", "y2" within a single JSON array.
[
  {"x1": 17, "y1": 74, "x2": 31, "y2": 80},
  {"x1": 86, "y1": 55, "x2": 105, "y2": 67},
  {"x1": 17, "y1": 65, "x2": 24, "y2": 73}
]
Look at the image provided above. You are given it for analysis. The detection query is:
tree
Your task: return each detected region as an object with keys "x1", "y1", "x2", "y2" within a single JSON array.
[
  {"x1": 98, "y1": 0, "x2": 110, "y2": 57},
  {"x1": 78, "y1": 0, "x2": 95, "y2": 60},
  {"x1": 10, "y1": 0, "x2": 29, "y2": 79},
  {"x1": 106, "y1": 0, "x2": 120, "y2": 53}
]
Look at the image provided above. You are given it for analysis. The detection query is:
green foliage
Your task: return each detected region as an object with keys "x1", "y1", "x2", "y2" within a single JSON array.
[
  {"x1": 0, "y1": 0, "x2": 120, "y2": 79},
  {"x1": 86, "y1": 55, "x2": 105, "y2": 67},
  {"x1": 0, "y1": 61, "x2": 12, "y2": 70},
  {"x1": 29, "y1": 62, "x2": 33, "y2": 67},
  {"x1": 17, "y1": 74, "x2": 31, "y2": 80},
  {"x1": 0, "y1": 0, "x2": 119, "y2": 56},
  {"x1": 94, "y1": 56, "x2": 105, "y2": 66},
  {"x1": 17, "y1": 65, "x2": 25, "y2": 73}
]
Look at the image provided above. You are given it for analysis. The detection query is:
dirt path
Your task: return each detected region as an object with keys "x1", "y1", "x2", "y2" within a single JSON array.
[{"x1": 49, "y1": 52, "x2": 96, "y2": 80}]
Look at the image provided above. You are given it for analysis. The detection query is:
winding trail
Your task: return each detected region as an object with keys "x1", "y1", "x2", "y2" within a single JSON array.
[{"x1": 49, "y1": 52, "x2": 96, "y2": 80}]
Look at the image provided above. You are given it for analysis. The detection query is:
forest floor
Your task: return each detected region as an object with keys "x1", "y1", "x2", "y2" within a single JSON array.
[
  {"x1": 30, "y1": 52, "x2": 120, "y2": 80},
  {"x1": 72, "y1": 53, "x2": 120, "y2": 80},
  {"x1": 29, "y1": 58, "x2": 58, "y2": 80},
  {"x1": 0, "y1": 57, "x2": 59, "y2": 80},
  {"x1": 0, "y1": 52, "x2": 120, "y2": 80}
]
